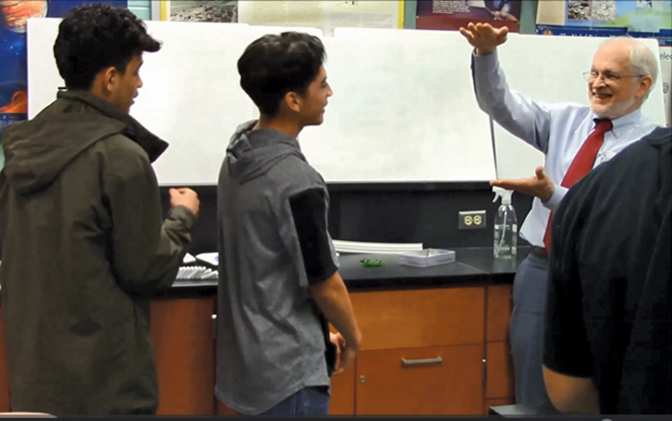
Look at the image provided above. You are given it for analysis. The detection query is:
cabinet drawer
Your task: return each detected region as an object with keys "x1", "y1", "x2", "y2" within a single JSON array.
[
  {"x1": 355, "y1": 345, "x2": 484, "y2": 415},
  {"x1": 350, "y1": 287, "x2": 485, "y2": 350},
  {"x1": 486, "y1": 285, "x2": 512, "y2": 343}
]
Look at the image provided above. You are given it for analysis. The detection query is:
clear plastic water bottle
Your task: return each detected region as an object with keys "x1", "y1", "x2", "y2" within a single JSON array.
[{"x1": 492, "y1": 187, "x2": 517, "y2": 259}]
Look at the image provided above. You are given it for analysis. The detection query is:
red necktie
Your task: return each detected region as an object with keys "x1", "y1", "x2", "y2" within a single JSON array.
[{"x1": 542, "y1": 119, "x2": 612, "y2": 250}]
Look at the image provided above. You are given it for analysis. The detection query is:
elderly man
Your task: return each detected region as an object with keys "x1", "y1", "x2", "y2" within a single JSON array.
[{"x1": 459, "y1": 22, "x2": 659, "y2": 405}]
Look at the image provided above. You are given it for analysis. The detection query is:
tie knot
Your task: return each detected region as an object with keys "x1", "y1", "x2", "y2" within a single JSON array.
[{"x1": 594, "y1": 119, "x2": 613, "y2": 133}]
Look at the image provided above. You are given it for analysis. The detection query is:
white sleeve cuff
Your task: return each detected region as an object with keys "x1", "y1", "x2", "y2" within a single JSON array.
[{"x1": 543, "y1": 185, "x2": 568, "y2": 211}]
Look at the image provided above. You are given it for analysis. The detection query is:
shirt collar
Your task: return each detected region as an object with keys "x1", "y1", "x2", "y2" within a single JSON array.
[{"x1": 591, "y1": 108, "x2": 642, "y2": 138}]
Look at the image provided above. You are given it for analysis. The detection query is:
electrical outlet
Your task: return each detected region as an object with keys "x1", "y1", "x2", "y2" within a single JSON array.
[{"x1": 459, "y1": 210, "x2": 487, "y2": 230}]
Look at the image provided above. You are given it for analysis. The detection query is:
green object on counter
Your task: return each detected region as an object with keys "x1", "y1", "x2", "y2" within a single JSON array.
[{"x1": 360, "y1": 259, "x2": 384, "y2": 267}]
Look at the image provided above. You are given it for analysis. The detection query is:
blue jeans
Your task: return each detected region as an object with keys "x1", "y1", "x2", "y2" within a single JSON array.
[
  {"x1": 259, "y1": 386, "x2": 330, "y2": 416},
  {"x1": 509, "y1": 253, "x2": 552, "y2": 406}
]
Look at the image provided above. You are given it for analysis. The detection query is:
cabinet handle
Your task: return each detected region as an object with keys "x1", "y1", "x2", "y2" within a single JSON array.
[
  {"x1": 401, "y1": 357, "x2": 442, "y2": 366},
  {"x1": 482, "y1": 358, "x2": 486, "y2": 385},
  {"x1": 212, "y1": 314, "x2": 217, "y2": 340},
  {"x1": 359, "y1": 376, "x2": 366, "y2": 384}
]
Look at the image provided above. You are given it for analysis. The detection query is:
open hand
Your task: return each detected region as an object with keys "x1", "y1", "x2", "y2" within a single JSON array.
[
  {"x1": 490, "y1": 166, "x2": 555, "y2": 202},
  {"x1": 458, "y1": 22, "x2": 509, "y2": 56}
]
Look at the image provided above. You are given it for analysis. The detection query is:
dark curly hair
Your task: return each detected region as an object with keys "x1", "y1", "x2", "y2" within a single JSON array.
[
  {"x1": 238, "y1": 32, "x2": 325, "y2": 117},
  {"x1": 53, "y1": 3, "x2": 161, "y2": 90}
]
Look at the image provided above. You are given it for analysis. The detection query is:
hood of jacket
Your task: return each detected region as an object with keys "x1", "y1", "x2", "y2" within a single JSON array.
[
  {"x1": 225, "y1": 120, "x2": 305, "y2": 184},
  {"x1": 1, "y1": 90, "x2": 168, "y2": 195}
]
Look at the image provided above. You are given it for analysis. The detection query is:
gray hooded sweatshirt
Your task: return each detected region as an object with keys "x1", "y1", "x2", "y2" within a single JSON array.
[{"x1": 215, "y1": 121, "x2": 338, "y2": 415}]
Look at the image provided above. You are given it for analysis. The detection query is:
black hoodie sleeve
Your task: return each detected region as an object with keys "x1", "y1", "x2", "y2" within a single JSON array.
[
  {"x1": 102, "y1": 135, "x2": 195, "y2": 295},
  {"x1": 289, "y1": 187, "x2": 337, "y2": 285}
]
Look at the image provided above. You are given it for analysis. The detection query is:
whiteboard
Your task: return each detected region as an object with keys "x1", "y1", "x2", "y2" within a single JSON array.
[
  {"x1": 27, "y1": 19, "x2": 324, "y2": 185},
  {"x1": 27, "y1": 19, "x2": 495, "y2": 184},
  {"x1": 299, "y1": 28, "x2": 496, "y2": 182},
  {"x1": 493, "y1": 33, "x2": 666, "y2": 179},
  {"x1": 26, "y1": 20, "x2": 666, "y2": 185}
]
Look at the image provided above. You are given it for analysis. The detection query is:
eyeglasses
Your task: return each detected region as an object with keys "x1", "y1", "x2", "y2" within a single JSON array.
[{"x1": 583, "y1": 71, "x2": 644, "y2": 83}]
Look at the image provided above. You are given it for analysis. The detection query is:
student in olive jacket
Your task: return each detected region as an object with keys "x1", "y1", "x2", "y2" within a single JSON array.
[{"x1": 0, "y1": 4, "x2": 199, "y2": 415}]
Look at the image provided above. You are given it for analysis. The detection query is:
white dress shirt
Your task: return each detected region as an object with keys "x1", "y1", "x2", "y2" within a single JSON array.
[{"x1": 472, "y1": 50, "x2": 658, "y2": 247}]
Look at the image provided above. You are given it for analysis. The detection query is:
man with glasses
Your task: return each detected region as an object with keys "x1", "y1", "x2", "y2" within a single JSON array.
[{"x1": 459, "y1": 22, "x2": 659, "y2": 407}]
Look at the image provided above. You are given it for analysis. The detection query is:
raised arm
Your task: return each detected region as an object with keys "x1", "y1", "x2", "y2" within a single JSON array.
[{"x1": 459, "y1": 22, "x2": 553, "y2": 153}]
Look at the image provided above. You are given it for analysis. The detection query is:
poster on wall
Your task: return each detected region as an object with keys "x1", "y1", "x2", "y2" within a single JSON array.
[
  {"x1": 537, "y1": 0, "x2": 671, "y2": 33},
  {"x1": 0, "y1": 0, "x2": 128, "y2": 167},
  {"x1": 161, "y1": 0, "x2": 238, "y2": 22},
  {"x1": 158, "y1": 1, "x2": 401, "y2": 36},
  {"x1": 416, "y1": 0, "x2": 521, "y2": 32}
]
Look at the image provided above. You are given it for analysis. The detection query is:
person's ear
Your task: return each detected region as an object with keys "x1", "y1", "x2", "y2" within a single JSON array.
[
  {"x1": 283, "y1": 91, "x2": 301, "y2": 113},
  {"x1": 102, "y1": 66, "x2": 118, "y2": 94},
  {"x1": 636, "y1": 75, "x2": 652, "y2": 99}
]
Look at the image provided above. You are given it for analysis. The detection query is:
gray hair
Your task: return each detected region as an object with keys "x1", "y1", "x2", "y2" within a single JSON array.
[{"x1": 601, "y1": 36, "x2": 658, "y2": 100}]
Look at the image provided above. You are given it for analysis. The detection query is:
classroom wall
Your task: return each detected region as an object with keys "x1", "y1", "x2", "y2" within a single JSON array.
[
  {"x1": 130, "y1": 0, "x2": 540, "y2": 33},
  {"x1": 136, "y1": 1, "x2": 539, "y2": 254},
  {"x1": 160, "y1": 185, "x2": 533, "y2": 255}
]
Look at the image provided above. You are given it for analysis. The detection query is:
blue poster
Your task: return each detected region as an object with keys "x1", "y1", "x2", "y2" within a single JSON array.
[
  {"x1": 562, "y1": 0, "x2": 671, "y2": 32},
  {"x1": 0, "y1": 1, "x2": 127, "y2": 136}
]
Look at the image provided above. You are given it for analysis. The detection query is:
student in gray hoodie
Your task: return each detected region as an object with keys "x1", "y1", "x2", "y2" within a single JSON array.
[{"x1": 215, "y1": 32, "x2": 361, "y2": 416}]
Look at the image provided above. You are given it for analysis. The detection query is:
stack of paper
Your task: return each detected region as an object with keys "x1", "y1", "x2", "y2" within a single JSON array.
[
  {"x1": 195, "y1": 252, "x2": 219, "y2": 267},
  {"x1": 177, "y1": 266, "x2": 218, "y2": 280},
  {"x1": 332, "y1": 240, "x2": 423, "y2": 255}
]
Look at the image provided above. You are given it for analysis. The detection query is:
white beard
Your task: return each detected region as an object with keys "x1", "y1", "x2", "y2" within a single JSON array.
[{"x1": 591, "y1": 93, "x2": 636, "y2": 119}]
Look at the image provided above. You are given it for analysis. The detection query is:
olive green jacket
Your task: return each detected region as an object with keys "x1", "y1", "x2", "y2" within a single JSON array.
[{"x1": 0, "y1": 91, "x2": 195, "y2": 415}]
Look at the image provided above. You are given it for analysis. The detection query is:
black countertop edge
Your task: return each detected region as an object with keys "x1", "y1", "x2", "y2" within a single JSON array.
[
  {"x1": 157, "y1": 272, "x2": 503, "y2": 299},
  {"x1": 0, "y1": 248, "x2": 530, "y2": 304},
  {"x1": 158, "y1": 247, "x2": 531, "y2": 299}
]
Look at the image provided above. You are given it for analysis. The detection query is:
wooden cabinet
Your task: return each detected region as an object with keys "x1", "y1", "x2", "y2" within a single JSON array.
[
  {"x1": 487, "y1": 284, "x2": 513, "y2": 342},
  {"x1": 0, "y1": 298, "x2": 217, "y2": 414},
  {"x1": 356, "y1": 345, "x2": 483, "y2": 415},
  {"x1": 350, "y1": 287, "x2": 485, "y2": 351},
  {"x1": 0, "y1": 282, "x2": 514, "y2": 416},
  {"x1": 334, "y1": 287, "x2": 488, "y2": 415},
  {"x1": 150, "y1": 296, "x2": 216, "y2": 415},
  {"x1": 484, "y1": 285, "x2": 515, "y2": 406},
  {"x1": 485, "y1": 341, "x2": 514, "y2": 398},
  {"x1": 329, "y1": 364, "x2": 356, "y2": 415}
]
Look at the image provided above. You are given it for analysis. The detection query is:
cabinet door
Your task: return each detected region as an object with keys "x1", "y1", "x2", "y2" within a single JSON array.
[
  {"x1": 486, "y1": 284, "x2": 512, "y2": 342},
  {"x1": 329, "y1": 364, "x2": 355, "y2": 415},
  {"x1": 355, "y1": 345, "x2": 484, "y2": 415},
  {"x1": 350, "y1": 287, "x2": 484, "y2": 351},
  {"x1": 485, "y1": 341, "x2": 514, "y2": 399},
  {"x1": 150, "y1": 297, "x2": 216, "y2": 415}
]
